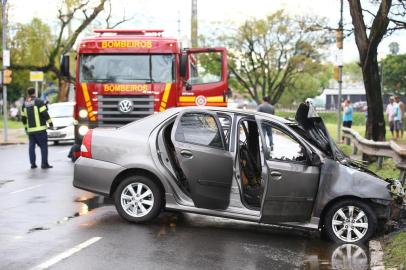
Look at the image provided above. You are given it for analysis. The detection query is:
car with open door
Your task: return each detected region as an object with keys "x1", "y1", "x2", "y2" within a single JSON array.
[{"x1": 73, "y1": 104, "x2": 405, "y2": 243}]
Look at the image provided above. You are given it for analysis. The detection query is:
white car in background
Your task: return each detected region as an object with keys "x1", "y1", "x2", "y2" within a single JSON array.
[{"x1": 47, "y1": 102, "x2": 75, "y2": 144}]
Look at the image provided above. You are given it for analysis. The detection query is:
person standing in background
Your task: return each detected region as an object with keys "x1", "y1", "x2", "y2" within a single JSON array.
[
  {"x1": 394, "y1": 96, "x2": 404, "y2": 139},
  {"x1": 386, "y1": 96, "x2": 395, "y2": 138},
  {"x1": 257, "y1": 96, "x2": 275, "y2": 150},
  {"x1": 342, "y1": 99, "x2": 353, "y2": 128}
]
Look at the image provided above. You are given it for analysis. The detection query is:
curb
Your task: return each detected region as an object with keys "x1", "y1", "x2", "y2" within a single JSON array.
[
  {"x1": 0, "y1": 142, "x2": 26, "y2": 146},
  {"x1": 370, "y1": 240, "x2": 385, "y2": 270}
]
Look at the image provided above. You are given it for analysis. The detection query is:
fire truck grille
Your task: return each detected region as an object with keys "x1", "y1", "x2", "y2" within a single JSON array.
[{"x1": 97, "y1": 95, "x2": 154, "y2": 126}]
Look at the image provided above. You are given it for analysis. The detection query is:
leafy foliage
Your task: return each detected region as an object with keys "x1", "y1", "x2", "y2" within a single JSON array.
[
  {"x1": 212, "y1": 11, "x2": 332, "y2": 105},
  {"x1": 343, "y1": 61, "x2": 363, "y2": 82},
  {"x1": 382, "y1": 54, "x2": 406, "y2": 95}
]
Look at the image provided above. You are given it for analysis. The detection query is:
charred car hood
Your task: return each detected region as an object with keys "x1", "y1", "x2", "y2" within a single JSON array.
[
  {"x1": 294, "y1": 103, "x2": 339, "y2": 159},
  {"x1": 294, "y1": 103, "x2": 405, "y2": 202}
]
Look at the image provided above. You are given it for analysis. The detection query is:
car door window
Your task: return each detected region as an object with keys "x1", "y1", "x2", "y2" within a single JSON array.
[
  {"x1": 175, "y1": 113, "x2": 224, "y2": 149},
  {"x1": 218, "y1": 113, "x2": 231, "y2": 149},
  {"x1": 262, "y1": 122, "x2": 307, "y2": 163},
  {"x1": 189, "y1": 52, "x2": 222, "y2": 85}
]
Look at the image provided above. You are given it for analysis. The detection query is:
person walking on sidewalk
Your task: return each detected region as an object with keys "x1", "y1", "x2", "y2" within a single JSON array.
[{"x1": 21, "y1": 87, "x2": 53, "y2": 169}]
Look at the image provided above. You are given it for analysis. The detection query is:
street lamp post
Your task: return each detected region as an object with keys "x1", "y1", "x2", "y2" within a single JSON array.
[
  {"x1": 2, "y1": 0, "x2": 8, "y2": 143},
  {"x1": 337, "y1": 0, "x2": 344, "y2": 142}
]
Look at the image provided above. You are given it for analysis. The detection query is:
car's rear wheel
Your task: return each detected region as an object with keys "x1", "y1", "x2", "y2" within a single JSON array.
[
  {"x1": 114, "y1": 175, "x2": 163, "y2": 223},
  {"x1": 323, "y1": 199, "x2": 377, "y2": 244}
]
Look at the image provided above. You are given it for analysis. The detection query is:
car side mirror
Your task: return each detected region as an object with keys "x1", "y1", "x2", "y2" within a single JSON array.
[
  {"x1": 185, "y1": 80, "x2": 192, "y2": 91},
  {"x1": 179, "y1": 54, "x2": 188, "y2": 77},
  {"x1": 60, "y1": 54, "x2": 70, "y2": 78},
  {"x1": 309, "y1": 152, "x2": 321, "y2": 166}
]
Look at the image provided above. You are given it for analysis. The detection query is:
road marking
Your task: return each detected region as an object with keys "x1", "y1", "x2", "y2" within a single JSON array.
[
  {"x1": 9, "y1": 185, "x2": 42, "y2": 194},
  {"x1": 30, "y1": 237, "x2": 102, "y2": 270}
]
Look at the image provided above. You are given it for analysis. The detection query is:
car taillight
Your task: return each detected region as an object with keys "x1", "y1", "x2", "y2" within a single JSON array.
[{"x1": 80, "y1": 129, "x2": 93, "y2": 158}]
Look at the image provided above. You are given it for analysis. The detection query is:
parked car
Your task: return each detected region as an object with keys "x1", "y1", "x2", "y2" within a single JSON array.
[
  {"x1": 73, "y1": 104, "x2": 405, "y2": 243},
  {"x1": 352, "y1": 101, "x2": 368, "y2": 112},
  {"x1": 47, "y1": 102, "x2": 75, "y2": 144}
]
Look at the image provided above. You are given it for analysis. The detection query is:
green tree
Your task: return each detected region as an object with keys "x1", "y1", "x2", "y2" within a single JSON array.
[
  {"x1": 219, "y1": 11, "x2": 331, "y2": 104},
  {"x1": 278, "y1": 63, "x2": 332, "y2": 107},
  {"x1": 382, "y1": 54, "x2": 406, "y2": 95},
  {"x1": 389, "y1": 41, "x2": 399, "y2": 55},
  {"x1": 343, "y1": 61, "x2": 362, "y2": 82},
  {"x1": 348, "y1": 0, "x2": 390, "y2": 141},
  {"x1": 347, "y1": 0, "x2": 406, "y2": 141}
]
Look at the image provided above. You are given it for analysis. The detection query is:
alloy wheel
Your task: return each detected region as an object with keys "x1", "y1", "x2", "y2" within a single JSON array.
[
  {"x1": 121, "y1": 182, "x2": 154, "y2": 218},
  {"x1": 331, "y1": 205, "x2": 368, "y2": 243},
  {"x1": 331, "y1": 244, "x2": 368, "y2": 270}
]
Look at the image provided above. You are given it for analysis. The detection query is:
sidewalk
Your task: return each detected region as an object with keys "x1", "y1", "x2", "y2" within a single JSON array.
[{"x1": 0, "y1": 128, "x2": 28, "y2": 145}]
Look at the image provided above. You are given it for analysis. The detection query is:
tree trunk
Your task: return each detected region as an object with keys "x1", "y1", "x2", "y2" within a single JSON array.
[{"x1": 362, "y1": 60, "x2": 386, "y2": 141}]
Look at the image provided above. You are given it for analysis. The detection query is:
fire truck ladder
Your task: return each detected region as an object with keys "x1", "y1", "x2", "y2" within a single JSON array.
[{"x1": 94, "y1": 29, "x2": 164, "y2": 36}]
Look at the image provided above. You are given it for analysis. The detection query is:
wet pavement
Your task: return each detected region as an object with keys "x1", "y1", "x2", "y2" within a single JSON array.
[{"x1": 0, "y1": 144, "x2": 370, "y2": 270}]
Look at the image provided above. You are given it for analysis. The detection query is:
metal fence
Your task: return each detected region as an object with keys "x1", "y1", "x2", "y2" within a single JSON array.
[{"x1": 342, "y1": 127, "x2": 406, "y2": 184}]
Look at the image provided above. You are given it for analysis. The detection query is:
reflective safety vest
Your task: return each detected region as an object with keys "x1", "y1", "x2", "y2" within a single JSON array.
[{"x1": 21, "y1": 97, "x2": 52, "y2": 133}]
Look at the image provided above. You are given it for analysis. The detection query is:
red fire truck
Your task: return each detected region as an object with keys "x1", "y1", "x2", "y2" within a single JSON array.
[{"x1": 61, "y1": 29, "x2": 229, "y2": 159}]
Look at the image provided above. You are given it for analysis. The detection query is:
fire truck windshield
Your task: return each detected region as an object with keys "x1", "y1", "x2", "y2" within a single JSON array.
[{"x1": 79, "y1": 54, "x2": 174, "y2": 83}]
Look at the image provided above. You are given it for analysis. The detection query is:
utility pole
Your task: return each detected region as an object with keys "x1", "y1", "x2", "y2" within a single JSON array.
[
  {"x1": 177, "y1": 11, "x2": 181, "y2": 40},
  {"x1": 191, "y1": 0, "x2": 197, "y2": 48},
  {"x1": 2, "y1": 0, "x2": 8, "y2": 143},
  {"x1": 336, "y1": 0, "x2": 344, "y2": 142}
]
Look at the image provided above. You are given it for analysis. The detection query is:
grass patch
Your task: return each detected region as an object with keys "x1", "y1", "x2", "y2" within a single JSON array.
[
  {"x1": 276, "y1": 111, "x2": 366, "y2": 126},
  {"x1": 368, "y1": 158, "x2": 400, "y2": 179},
  {"x1": 338, "y1": 144, "x2": 353, "y2": 156},
  {"x1": 0, "y1": 117, "x2": 23, "y2": 129},
  {"x1": 384, "y1": 231, "x2": 406, "y2": 269},
  {"x1": 325, "y1": 123, "x2": 365, "y2": 140}
]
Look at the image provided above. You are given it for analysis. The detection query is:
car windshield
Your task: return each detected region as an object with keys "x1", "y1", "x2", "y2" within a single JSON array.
[
  {"x1": 48, "y1": 105, "x2": 73, "y2": 118},
  {"x1": 79, "y1": 54, "x2": 175, "y2": 83}
]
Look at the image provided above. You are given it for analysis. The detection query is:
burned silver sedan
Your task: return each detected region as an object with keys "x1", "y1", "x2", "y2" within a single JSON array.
[{"x1": 73, "y1": 104, "x2": 405, "y2": 243}]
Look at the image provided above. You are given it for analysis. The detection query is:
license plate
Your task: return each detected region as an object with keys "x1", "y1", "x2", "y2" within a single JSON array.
[{"x1": 49, "y1": 131, "x2": 61, "y2": 137}]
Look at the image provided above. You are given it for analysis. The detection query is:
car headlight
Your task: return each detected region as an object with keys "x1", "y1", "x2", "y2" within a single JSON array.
[
  {"x1": 79, "y1": 109, "x2": 88, "y2": 119},
  {"x1": 78, "y1": 125, "x2": 89, "y2": 136}
]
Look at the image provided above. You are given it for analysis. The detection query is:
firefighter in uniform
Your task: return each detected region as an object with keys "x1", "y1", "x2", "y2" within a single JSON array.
[{"x1": 21, "y1": 87, "x2": 53, "y2": 169}]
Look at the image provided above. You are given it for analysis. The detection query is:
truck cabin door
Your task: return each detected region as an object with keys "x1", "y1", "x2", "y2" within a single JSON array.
[{"x1": 179, "y1": 48, "x2": 228, "y2": 107}]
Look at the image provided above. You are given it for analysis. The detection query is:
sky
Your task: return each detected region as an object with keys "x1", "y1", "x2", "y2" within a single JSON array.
[{"x1": 7, "y1": 0, "x2": 406, "y2": 63}]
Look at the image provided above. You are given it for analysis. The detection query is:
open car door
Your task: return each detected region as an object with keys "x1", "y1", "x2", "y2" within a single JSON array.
[
  {"x1": 256, "y1": 116, "x2": 320, "y2": 223},
  {"x1": 178, "y1": 48, "x2": 228, "y2": 107},
  {"x1": 171, "y1": 110, "x2": 233, "y2": 210}
]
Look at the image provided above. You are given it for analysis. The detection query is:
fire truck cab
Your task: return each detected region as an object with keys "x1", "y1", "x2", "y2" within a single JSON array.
[{"x1": 61, "y1": 29, "x2": 229, "y2": 159}]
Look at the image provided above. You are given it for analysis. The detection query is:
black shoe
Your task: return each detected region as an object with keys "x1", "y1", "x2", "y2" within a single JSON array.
[
  {"x1": 41, "y1": 164, "x2": 53, "y2": 169},
  {"x1": 31, "y1": 164, "x2": 37, "y2": 169}
]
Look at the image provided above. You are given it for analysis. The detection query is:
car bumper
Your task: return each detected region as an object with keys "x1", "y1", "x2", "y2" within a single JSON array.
[
  {"x1": 47, "y1": 126, "x2": 74, "y2": 141},
  {"x1": 73, "y1": 157, "x2": 125, "y2": 196}
]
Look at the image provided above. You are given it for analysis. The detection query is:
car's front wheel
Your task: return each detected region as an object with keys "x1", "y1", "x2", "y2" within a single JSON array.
[
  {"x1": 323, "y1": 199, "x2": 377, "y2": 244},
  {"x1": 114, "y1": 175, "x2": 163, "y2": 223}
]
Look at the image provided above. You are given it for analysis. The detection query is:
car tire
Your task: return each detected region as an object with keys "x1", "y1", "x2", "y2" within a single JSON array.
[
  {"x1": 323, "y1": 199, "x2": 377, "y2": 244},
  {"x1": 114, "y1": 175, "x2": 163, "y2": 223},
  {"x1": 54, "y1": 141, "x2": 59, "y2": 145}
]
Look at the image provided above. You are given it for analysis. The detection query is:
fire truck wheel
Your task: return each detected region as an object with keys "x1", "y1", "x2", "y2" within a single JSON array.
[{"x1": 114, "y1": 175, "x2": 163, "y2": 223}]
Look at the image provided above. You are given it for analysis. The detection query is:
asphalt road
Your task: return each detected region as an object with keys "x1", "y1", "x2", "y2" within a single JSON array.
[{"x1": 0, "y1": 143, "x2": 370, "y2": 270}]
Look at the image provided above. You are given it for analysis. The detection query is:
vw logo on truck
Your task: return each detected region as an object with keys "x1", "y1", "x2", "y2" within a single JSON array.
[{"x1": 118, "y1": 99, "x2": 133, "y2": 113}]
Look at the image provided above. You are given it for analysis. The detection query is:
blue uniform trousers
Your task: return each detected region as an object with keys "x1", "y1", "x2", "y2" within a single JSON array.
[{"x1": 28, "y1": 131, "x2": 49, "y2": 166}]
